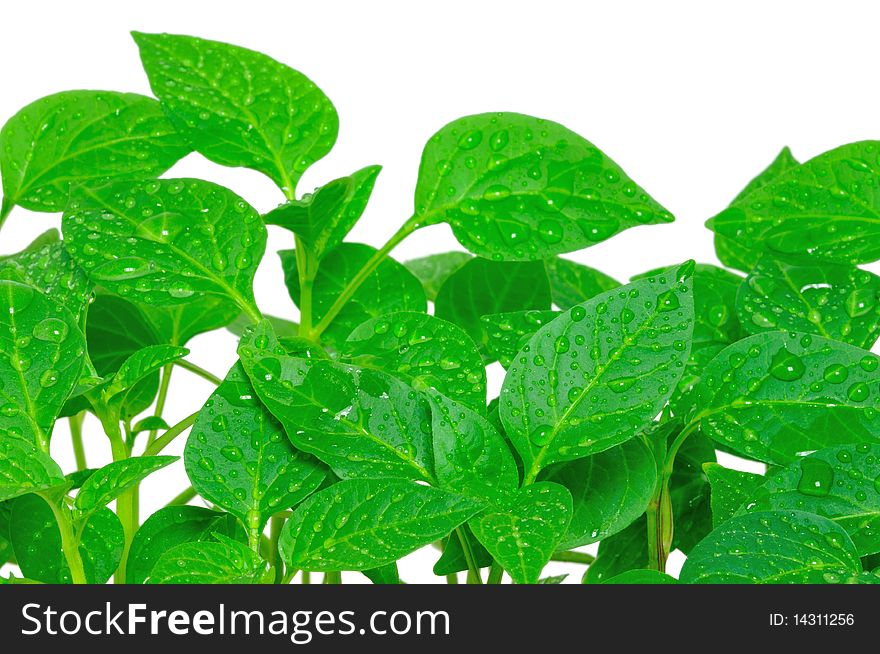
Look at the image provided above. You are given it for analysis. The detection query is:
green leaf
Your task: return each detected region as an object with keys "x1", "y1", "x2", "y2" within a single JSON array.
[
  {"x1": 708, "y1": 141, "x2": 880, "y2": 265},
  {"x1": 0, "y1": 281, "x2": 86, "y2": 449},
  {"x1": 738, "y1": 444, "x2": 880, "y2": 556},
  {"x1": 265, "y1": 166, "x2": 381, "y2": 258},
  {"x1": 0, "y1": 229, "x2": 59, "y2": 261},
  {"x1": 544, "y1": 257, "x2": 620, "y2": 309},
  {"x1": 540, "y1": 437, "x2": 656, "y2": 549},
  {"x1": 98, "y1": 345, "x2": 189, "y2": 421},
  {"x1": 414, "y1": 112, "x2": 674, "y2": 261},
  {"x1": 145, "y1": 298, "x2": 241, "y2": 347},
  {"x1": 679, "y1": 510, "x2": 861, "y2": 584},
  {"x1": 0, "y1": 242, "x2": 92, "y2": 325},
  {"x1": 281, "y1": 243, "x2": 426, "y2": 350},
  {"x1": 0, "y1": 90, "x2": 188, "y2": 213},
  {"x1": 538, "y1": 574, "x2": 568, "y2": 584},
  {"x1": 404, "y1": 252, "x2": 472, "y2": 301},
  {"x1": 483, "y1": 310, "x2": 561, "y2": 369},
  {"x1": 704, "y1": 463, "x2": 764, "y2": 528},
  {"x1": 691, "y1": 331, "x2": 880, "y2": 465},
  {"x1": 280, "y1": 478, "x2": 482, "y2": 571},
  {"x1": 500, "y1": 262, "x2": 695, "y2": 479},
  {"x1": 87, "y1": 295, "x2": 161, "y2": 373},
  {"x1": 715, "y1": 147, "x2": 800, "y2": 272},
  {"x1": 469, "y1": 482, "x2": 572, "y2": 584},
  {"x1": 0, "y1": 436, "x2": 65, "y2": 501},
  {"x1": 239, "y1": 321, "x2": 434, "y2": 482},
  {"x1": 602, "y1": 569, "x2": 678, "y2": 584},
  {"x1": 148, "y1": 533, "x2": 272, "y2": 584},
  {"x1": 583, "y1": 518, "x2": 647, "y2": 583},
  {"x1": 185, "y1": 362, "x2": 326, "y2": 529},
  {"x1": 433, "y1": 524, "x2": 493, "y2": 575},
  {"x1": 11, "y1": 494, "x2": 123, "y2": 584},
  {"x1": 342, "y1": 312, "x2": 486, "y2": 412},
  {"x1": 227, "y1": 312, "x2": 298, "y2": 339},
  {"x1": 133, "y1": 32, "x2": 338, "y2": 194},
  {"x1": 74, "y1": 456, "x2": 177, "y2": 520},
  {"x1": 0, "y1": 501, "x2": 14, "y2": 564},
  {"x1": 669, "y1": 429, "x2": 716, "y2": 553},
  {"x1": 736, "y1": 253, "x2": 880, "y2": 349},
  {"x1": 127, "y1": 506, "x2": 244, "y2": 584},
  {"x1": 131, "y1": 416, "x2": 169, "y2": 434},
  {"x1": 63, "y1": 178, "x2": 266, "y2": 318},
  {"x1": 362, "y1": 563, "x2": 401, "y2": 585},
  {"x1": 434, "y1": 258, "x2": 552, "y2": 353},
  {"x1": 427, "y1": 390, "x2": 519, "y2": 499}
]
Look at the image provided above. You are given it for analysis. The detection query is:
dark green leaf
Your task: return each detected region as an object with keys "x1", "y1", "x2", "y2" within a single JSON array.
[
  {"x1": 0, "y1": 501, "x2": 13, "y2": 564},
  {"x1": 433, "y1": 524, "x2": 493, "y2": 575},
  {"x1": 583, "y1": 518, "x2": 647, "y2": 583},
  {"x1": 414, "y1": 112, "x2": 673, "y2": 260},
  {"x1": 434, "y1": 258, "x2": 552, "y2": 353},
  {"x1": 704, "y1": 463, "x2": 764, "y2": 528},
  {"x1": 404, "y1": 252, "x2": 472, "y2": 301},
  {"x1": 0, "y1": 436, "x2": 65, "y2": 501},
  {"x1": 500, "y1": 263, "x2": 695, "y2": 479},
  {"x1": 134, "y1": 32, "x2": 337, "y2": 194},
  {"x1": 0, "y1": 90, "x2": 188, "y2": 213},
  {"x1": 343, "y1": 312, "x2": 486, "y2": 411},
  {"x1": 483, "y1": 310, "x2": 561, "y2": 368},
  {"x1": 692, "y1": 331, "x2": 880, "y2": 465},
  {"x1": 185, "y1": 362, "x2": 326, "y2": 530},
  {"x1": 148, "y1": 533, "x2": 272, "y2": 584},
  {"x1": 280, "y1": 478, "x2": 482, "y2": 571},
  {"x1": 544, "y1": 257, "x2": 619, "y2": 309},
  {"x1": 602, "y1": 569, "x2": 678, "y2": 584},
  {"x1": 680, "y1": 510, "x2": 861, "y2": 584},
  {"x1": 361, "y1": 563, "x2": 400, "y2": 585},
  {"x1": 669, "y1": 430, "x2": 715, "y2": 553},
  {"x1": 469, "y1": 482, "x2": 572, "y2": 584}
]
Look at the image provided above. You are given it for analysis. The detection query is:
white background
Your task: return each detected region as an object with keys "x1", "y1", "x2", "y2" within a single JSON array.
[{"x1": 2, "y1": 0, "x2": 880, "y2": 583}]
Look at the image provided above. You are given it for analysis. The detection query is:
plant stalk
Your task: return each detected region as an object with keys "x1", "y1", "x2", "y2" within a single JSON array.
[
  {"x1": 455, "y1": 527, "x2": 483, "y2": 584},
  {"x1": 174, "y1": 360, "x2": 222, "y2": 386},
  {"x1": 166, "y1": 486, "x2": 196, "y2": 507},
  {"x1": 146, "y1": 364, "x2": 174, "y2": 448},
  {"x1": 488, "y1": 561, "x2": 504, "y2": 584},
  {"x1": 143, "y1": 412, "x2": 199, "y2": 456},
  {"x1": 69, "y1": 412, "x2": 87, "y2": 471},
  {"x1": 41, "y1": 494, "x2": 88, "y2": 584},
  {"x1": 550, "y1": 551, "x2": 595, "y2": 565}
]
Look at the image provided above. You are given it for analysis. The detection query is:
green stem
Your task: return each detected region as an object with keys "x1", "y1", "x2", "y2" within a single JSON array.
[
  {"x1": 268, "y1": 514, "x2": 285, "y2": 584},
  {"x1": 41, "y1": 494, "x2": 87, "y2": 584},
  {"x1": 143, "y1": 412, "x2": 199, "y2": 456},
  {"x1": 69, "y1": 412, "x2": 87, "y2": 471},
  {"x1": 174, "y1": 360, "x2": 222, "y2": 386},
  {"x1": 281, "y1": 569, "x2": 299, "y2": 585},
  {"x1": 302, "y1": 571, "x2": 311, "y2": 584},
  {"x1": 455, "y1": 527, "x2": 483, "y2": 584},
  {"x1": 294, "y1": 237, "x2": 318, "y2": 336},
  {"x1": 446, "y1": 573, "x2": 459, "y2": 584},
  {"x1": 146, "y1": 365, "x2": 174, "y2": 448},
  {"x1": 0, "y1": 197, "x2": 13, "y2": 233},
  {"x1": 488, "y1": 561, "x2": 504, "y2": 584},
  {"x1": 324, "y1": 571, "x2": 342, "y2": 584},
  {"x1": 105, "y1": 421, "x2": 136, "y2": 584},
  {"x1": 166, "y1": 486, "x2": 196, "y2": 507},
  {"x1": 310, "y1": 216, "x2": 421, "y2": 338},
  {"x1": 551, "y1": 551, "x2": 595, "y2": 565}
]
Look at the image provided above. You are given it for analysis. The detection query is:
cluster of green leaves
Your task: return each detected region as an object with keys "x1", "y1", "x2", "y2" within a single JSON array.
[{"x1": 1, "y1": 33, "x2": 879, "y2": 586}]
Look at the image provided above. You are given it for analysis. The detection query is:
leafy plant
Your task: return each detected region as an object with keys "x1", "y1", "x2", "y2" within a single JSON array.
[{"x1": 1, "y1": 31, "x2": 879, "y2": 586}]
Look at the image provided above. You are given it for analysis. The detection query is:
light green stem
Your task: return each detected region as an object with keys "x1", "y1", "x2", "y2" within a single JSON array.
[
  {"x1": 166, "y1": 486, "x2": 196, "y2": 507},
  {"x1": 268, "y1": 514, "x2": 285, "y2": 584},
  {"x1": 302, "y1": 571, "x2": 312, "y2": 584},
  {"x1": 174, "y1": 360, "x2": 222, "y2": 386},
  {"x1": 455, "y1": 527, "x2": 483, "y2": 584},
  {"x1": 488, "y1": 561, "x2": 504, "y2": 584},
  {"x1": 41, "y1": 494, "x2": 87, "y2": 584},
  {"x1": 143, "y1": 412, "x2": 199, "y2": 456},
  {"x1": 105, "y1": 422, "x2": 136, "y2": 584},
  {"x1": 324, "y1": 571, "x2": 342, "y2": 584},
  {"x1": 146, "y1": 365, "x2": 174, "y2": 448},
  {"x1": 551, "y1": 551, "x2": 595, "y2": 565},
  {"x1": 69, "y1": 412, "x2": 87, "y2": 471}
]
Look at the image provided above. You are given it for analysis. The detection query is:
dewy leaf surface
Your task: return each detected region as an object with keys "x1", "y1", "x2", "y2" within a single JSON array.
[
  {"x1": 434, "y1": 257, "x2": 552, "y2": 352},
  {"x1": 679, "y1": 510, "x2": 861, "y2": 584},
  {"x1": 74, "y1": 456, "x2": 177, "y2": 520},
  {"x1": 404, "y1": 251, "x2": 472, "y2": 301},
  {"x1": 343, "y1": 312, "x2": 486, "y2": 412},
  {"x1": 63, "y1": 178, "x2": 266, "y2": 318},
  {"x1": 500, "y1": 262, "x2": 695, "y2": 479},
  {"x1": 134, "y1": 32, "x2": 338, "y2": 194},
  {"x1": 0, "y1": 281, "x2": 86, "y2": 449},
  {"x1": 239, "y1": 321, "x2": 434, "y2": 482},
  {"x1": 469, "y1": 482, "x2": 572, "y2": 584},
  {"x1": 185, "y1": 362, "x2": 326, "y2": 529},
  {"x1": 0, "y1": 90, "x2": 189, "y2": 213},
  {"x1": 483, "y1": 310, "x2": 561, "y2": 369},
  {"x1": 708, "y1": 141, "x2": 880, "y2": 264},
  {"x1": 0, "y1": 436, "x2": 65, "y2": 501},
  {"x1": 280, "y1": 478, "x2": 482, "y2": 571},
  {"x1": 540, "y1": 437, "x2": 656, "y2": 549},
  {"x1": 544, "y1": 257, "x2": 619, "y2": 309},
  {"x1": 736, "y1": 253, "x2": 880, "y2": 349},
  {"x1": 738, "y1": 444, "x2": 880, "y2": 556},
  {"x1": 148, "y1": 534, "x2": 272, "y2": 584},
  {"x1": 691, "y1": 331, "x2": 880, "y2": 465},
  {"x1": 704, "y1": 463, "x2": 763, "y2": 528},
  {"x1": 414, "y1": 112, "x2": 674, "y2": 261}
]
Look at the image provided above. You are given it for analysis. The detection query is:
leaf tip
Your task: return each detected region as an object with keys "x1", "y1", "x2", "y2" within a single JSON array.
[{"x1": 675, "y1": 259, "x2": 696, "y2": 282}]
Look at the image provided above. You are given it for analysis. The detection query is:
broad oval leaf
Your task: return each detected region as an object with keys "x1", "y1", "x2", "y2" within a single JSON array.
[
  {"x1": 704, "y1": 463, "x2": 763, "y2": 528},
  {"x1": 239, "y1": 321, "x2": 434, "y2": 482},
  {"x1": 0, "y1": 281, "x2": 86, "y2": 449},
  {"x1": 483, "y1": 310, "x2": 561, "y2": 369},
  {"x1": 63, "y1": 178, "x2": 266, "y2": 318},
  {"x1": 185, "y1": 362, "x2": 326, "y2": 530},
  {"x1": 469, "y1": 482, "x2": 572, "y2": 584},
  {"x1": 134, "y1": 32, "x2": 338, "y2": 194},
  {"x1": 738, "y1": 444, "x2": 880, "y2": 556},
  {"x1": 737, "y1": 253, "x2": 880, "y2": 349},
  {"x1": 427, "y1": 390, "x2": 519, "y2": 499},
  {"x1": 343, "y1": 312, "x2": 486, "y2": 411},
  {"x1": 11, "y1": 494, "x2": 123, "y2": 584},
  {"x1": 282, "y1": 243, "x2": 426, "y2": 350},
  {"x1": 0, "y1": 90, "x2": 188, "y2": 213},
  {"x1": 708, "y1": 141, "x2": 880, "y2": 265},
  {"x1": 147, "y1": 534, "x2": 272, "y2": 584},
  {"x1": 280, "y1": 478, "x2": 482, "y2": 571},
  {"x1": 435, "y1": 257, "x2": 552, "y2": 353},
  {"x1": 74, "y1": 455, "x2": 177, "y2": 520},
  {"x1": 0, "y1": 436, "x2": 65, "y2": 501},
  {"x1": 544, "y1": 257, "x2": 619, "y2": 309},
  {"x1": 127, "y1": 505, "x2": 244, "y2": 584},
  {"x1": 540, "y1": 437, "x2": 656, "y2": 549},
  {"x1": 414, "y1": 112, "x2": 673, "y2": 260},
  {"x1": 404, "y1": 251, "x2": 472, "y2": 301},
  {"x1": 680, "y1": 510, "x2": 861, "y2": 584},
  {"x1": 500, "y1": 262, "x2": 695, "y2": 479},
  {"x1": 691, "y1": 331, "x2": 880, "y2": 465}
]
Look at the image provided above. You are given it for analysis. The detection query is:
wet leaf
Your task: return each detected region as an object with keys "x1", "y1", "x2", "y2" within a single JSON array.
[
  {"x1": 483, "y1": 310, "x2": 561, "y2": 369},
  {"x1": 74, "y1": 456, "x2": 177, "y2": 521},
  {"x1": 704, "y1": 463, "x2": 763, "y2": 528},
  {"x1": 148, "y1": 533, "x2": 272, "y2": 584},
  {"x1": 544, "y1": 257, "x2": 619, "y2": 309},
  {"x1": 0, "y1": 436, "x2": 65, "y2": 501}
]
